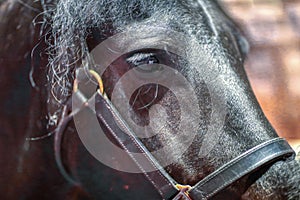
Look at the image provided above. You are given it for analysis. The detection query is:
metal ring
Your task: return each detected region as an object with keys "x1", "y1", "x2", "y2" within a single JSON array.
[{"x1": 73, "y1": 69, "x2": 105, "y2": 95}]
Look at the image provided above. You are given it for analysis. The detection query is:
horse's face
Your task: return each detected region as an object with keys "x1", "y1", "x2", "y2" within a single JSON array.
[
  {"x1": 45, "y1": 0, "x2": 299, "y2": 199},
  {"x1": 94, "y1": 14, "x2": 274, "y2": 183}
]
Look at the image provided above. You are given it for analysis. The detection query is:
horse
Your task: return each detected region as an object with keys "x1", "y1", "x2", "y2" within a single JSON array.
[{"x1": 0, "y1": 0, "x2": 299, "y2": 199}]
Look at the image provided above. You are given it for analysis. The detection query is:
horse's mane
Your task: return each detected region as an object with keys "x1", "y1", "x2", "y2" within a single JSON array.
[{"x1": 43, "y1": 0, "x2": 166, "y2": 117}]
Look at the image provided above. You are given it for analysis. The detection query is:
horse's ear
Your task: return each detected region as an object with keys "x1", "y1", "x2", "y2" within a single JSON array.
[
  {"x1": 239, "y1": 35, "x2": 250, "y2": 59},
  {"x1": 232, "y1": 27, "x2": 250, "y2": 61},
  {"x1": 199, "y1": 1, "x2": 250, "y2": 61}
]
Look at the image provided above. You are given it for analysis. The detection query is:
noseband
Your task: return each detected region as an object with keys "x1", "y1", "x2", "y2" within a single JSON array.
[{"x1": 53, "y1": 68, "x2": 295, "y2": 200}]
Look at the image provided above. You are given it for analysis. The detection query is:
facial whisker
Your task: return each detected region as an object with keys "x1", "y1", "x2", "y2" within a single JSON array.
[
  {"x1": 142, "y1": 84, "x2": 154, "y2": 94},
  {"x1": 138, "y1": 84, "x2": 159, "y2": 110},
  {"x1": 131, "y1": 87, "x2": 142, "y2": 108}
]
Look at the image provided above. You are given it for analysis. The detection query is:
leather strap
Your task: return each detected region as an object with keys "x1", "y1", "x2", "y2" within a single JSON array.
[
  {"x1": 94, "y1": 91, "x2": 295, "y2": 200},
  {"x1": 94, "y1": 92, "x2": 179, "y2": 200},
  {"x1": 189, "y1": 137, "x2": 295, "y2": 199},
  {"x1": 72, "y1": 68, "x2": 295, "y2": 200}
]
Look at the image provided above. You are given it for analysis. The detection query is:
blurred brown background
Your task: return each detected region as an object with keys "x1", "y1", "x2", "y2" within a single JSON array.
[{"x1": 220, "y1": 0, "x2": 300, "y2": 151}]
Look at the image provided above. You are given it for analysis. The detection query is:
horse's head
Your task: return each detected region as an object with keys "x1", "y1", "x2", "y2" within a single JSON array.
[
  {"x1": 2, "y1": 0, "x2": 299, "y2": 199},
  {"x1": 44, "y1": 0, "x2": 300, "y2": 199}
]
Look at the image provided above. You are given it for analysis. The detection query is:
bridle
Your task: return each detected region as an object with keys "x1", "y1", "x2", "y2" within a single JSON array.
[{"x1": 52, "y1": 68, "x2": 295, "y2": 200}]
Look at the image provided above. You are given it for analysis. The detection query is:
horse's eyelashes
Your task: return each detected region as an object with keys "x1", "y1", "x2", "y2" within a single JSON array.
[
  {"x1": 126, "y1": 53, "x2": 159, "y2": 66},
  {"x1": 126, "y1": 52, "x2": 162, "y2": 73}
]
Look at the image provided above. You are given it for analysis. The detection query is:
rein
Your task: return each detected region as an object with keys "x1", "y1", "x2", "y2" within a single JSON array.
[{"x1": 53, "y1": 68, "x2": 295, "y2": 199}]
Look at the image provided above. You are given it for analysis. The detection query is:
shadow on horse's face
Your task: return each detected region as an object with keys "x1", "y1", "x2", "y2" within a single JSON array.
[{"x1": 1, "y1": 0, "x2": 299, "y2": 199}]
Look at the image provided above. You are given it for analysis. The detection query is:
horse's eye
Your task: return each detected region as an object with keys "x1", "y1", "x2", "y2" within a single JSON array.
[{"x1": 126, "y1": 53, "x2": 162, "y2": 73}]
